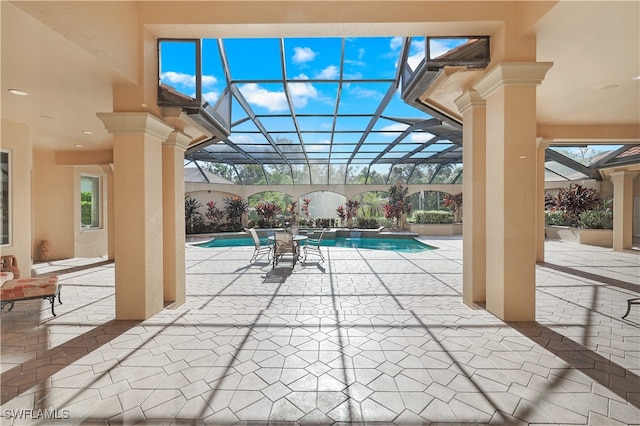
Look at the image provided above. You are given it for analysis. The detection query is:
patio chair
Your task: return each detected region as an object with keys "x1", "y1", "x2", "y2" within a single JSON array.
[
  {"x1": 273, "y1": 232, "x2": 295, "y2": 267},
  {"x1": 303, "y1": 228, "x2": 326, "y2": 263},
  {"x1": 246, "y1": 228, "x2": 273, "y2": 263}
]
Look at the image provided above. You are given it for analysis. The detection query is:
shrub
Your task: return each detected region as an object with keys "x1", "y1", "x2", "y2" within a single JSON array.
[
  {"x1": 356, "y1": 217, "x2": 379, "y2": 229},
  {"x1": 578, "y1": 209, "x2": 613, "y2": 229},
  {"x1": 412, "y1": 210, "x2": 455, "y2": 224},
  {"x1": 545, "y1": 184, "x2": 601, "y2": 227},
  {"x1": 545, "y1": 211, "x2": 569, "y2": 226}
]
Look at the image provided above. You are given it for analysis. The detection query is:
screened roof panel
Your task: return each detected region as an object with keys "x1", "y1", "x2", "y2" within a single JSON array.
[
  {"x1": 164, "y1": 37, "x2": 632, "y2": 185},
  {"x1": 223, "y1": 39, "x2": 283, "y2": 80}
]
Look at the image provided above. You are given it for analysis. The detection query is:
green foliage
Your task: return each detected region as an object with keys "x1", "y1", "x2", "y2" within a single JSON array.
[
  {"x1": 81, "y1": 191, "x2": 93, "y2": 226},
  {"x1": 355, "y1": 217, "x2": 379, "y2": 229},
  {"x1": 545, "y1": 211, "x2": 569, "y2": 226},
  {"x1": 545, "y1": 184, "x2": 601, "y2": 227},
  {"x1": 412, "y1": 210, "x2": 455, "y2": 224},
  {"x1": 578, "y1": 209, "x2": 613, "y2": 229},
  {"x1": 224, "y1": 196, "x2": 249, "y2": 231},
  {"x1": 441, "y1": 192, "x2": 463, "y2": 222},
  {"x1": 185, "y1": 196, "x2": 203, "y2": 233},
  {"x1": 383, "y1": 183, "x2": 412, "y2": 229}
]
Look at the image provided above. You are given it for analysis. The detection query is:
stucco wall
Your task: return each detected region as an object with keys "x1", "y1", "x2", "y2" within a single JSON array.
[
  {"x1": 1, "y1": 119, "x2": 33, "y2": 273},
  {"x1": 33, "y1": 151, "x2": 108, "y2": 260}
]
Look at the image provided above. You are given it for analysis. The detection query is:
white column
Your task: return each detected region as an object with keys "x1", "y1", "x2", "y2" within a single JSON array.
[
  {"x1": 536, "y1": 138, "x2": 552, "y2": 263},
  {"x1": 610, "y1": 171, "x2": 639, "y2": 251},
  {"x1": 474, "y1": 62, "x2": 552, "y2": 321},
  {"x1": 98, "y1": 112, "x2": 174, "y2": 320},
  {"x1": 163, "y1": 131, "x2": 190, "y2": 307},
  {"x1": 454, "y1": 89, "x2": 487, "y2": 306}
]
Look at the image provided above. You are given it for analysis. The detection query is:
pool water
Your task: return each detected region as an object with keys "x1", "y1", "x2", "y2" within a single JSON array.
[{"x1": 196, "y1": 236, "x2": 433, "y2": 253}]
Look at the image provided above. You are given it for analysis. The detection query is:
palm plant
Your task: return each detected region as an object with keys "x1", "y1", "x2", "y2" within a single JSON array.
[
  {"x1": 224, "y1": 196, "x2": 249, "y2": 231},
  {"x1": 185, "y1": 196, "x2": 203, "y2": 233}
]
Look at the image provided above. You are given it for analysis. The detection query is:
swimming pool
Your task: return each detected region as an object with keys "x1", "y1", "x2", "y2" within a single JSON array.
[{"x1": 195, "y1": 236, "x2": 433, "y2": 253}]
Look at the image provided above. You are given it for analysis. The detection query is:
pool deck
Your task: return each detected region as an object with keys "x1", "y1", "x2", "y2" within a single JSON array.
[{"x1": 1, "y1": 237, "x2": 639, "y2": 424}]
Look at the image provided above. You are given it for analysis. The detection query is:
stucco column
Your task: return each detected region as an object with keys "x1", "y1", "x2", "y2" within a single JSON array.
[
  {"x1": 454, "y1": 90, "x2": 486, "y2": 306},
  {"x1": 98, "y1": 112, "x2": 174, "y2": 320},
  {"x1": 610, "y1": 171, "x2": 638, "y2": 251},
  {"x1": 163, "y1": 131, "x2": 190, "y2": 307},
  {"x1": 100, "y1": 163, "x2": 115, "y2": 261},
  {"x1": 474, "y1": 62, "x2": 552, "y2": 321},
  {"x1": 536, "y1": 138, "x2": 552, "y2": 263}
]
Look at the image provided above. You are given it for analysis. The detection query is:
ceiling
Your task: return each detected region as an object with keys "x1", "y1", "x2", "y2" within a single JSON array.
[{"x1": 2, "y1": 1, "x2": 639, "y2": 154}]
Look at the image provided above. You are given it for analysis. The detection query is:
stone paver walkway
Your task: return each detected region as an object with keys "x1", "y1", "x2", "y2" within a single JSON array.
[{"x1": 1, "y1": 237, "x2": 638, "y2": 425}]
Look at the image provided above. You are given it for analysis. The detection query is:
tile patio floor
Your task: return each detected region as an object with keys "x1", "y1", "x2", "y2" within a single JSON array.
[{"x1": 1, "y1": 237, "x2": 639, "y2": 425}]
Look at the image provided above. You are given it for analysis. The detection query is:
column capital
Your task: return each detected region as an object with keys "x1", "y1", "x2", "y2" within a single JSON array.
[
  {"x1": 97, "y1": 112, "x2": 175, "y2": 142},
  {"x1": 164, "y1": 130, "x2": 192, "y2": 151},
  {"x1": 536, "y1": 137, "x2": 553, "y2": 149},
  {"x1": 609, "y1": 170, "x2": 639, "y2": 182},
  {"x1": 474, "y1": 62, "x2": 553, "y2": 99},
  {"x1": 454, "y1": 89, "x2": 485, "y2": 114}
]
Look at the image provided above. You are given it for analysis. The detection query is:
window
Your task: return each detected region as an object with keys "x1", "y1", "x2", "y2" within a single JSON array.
[
  {"x1": 81, "y1": 176, "x2": 100, "y2": 229},
  {"x1": 1, "y1": 150, "x2": 10, "y2": 245}
]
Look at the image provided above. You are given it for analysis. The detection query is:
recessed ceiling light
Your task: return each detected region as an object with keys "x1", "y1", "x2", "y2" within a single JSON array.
[
  {"x1": 633, "y1": 75, "x2": 640, "y2": 81},
  {"x1": 600, "y1": 84, "x2": 619, "y2": 90},
  {"x1": 75, "y1": 144, "x2": 84, "y2": 148},
  {"x1": 8, "y1": 89, "x2": 29, "y2": 96},
  {"x1": 40, "y1": 114, "x2": 60, "y2": 120},
  {"x1": 81, "y1": 130, "x2": 93, "y2": 135}
]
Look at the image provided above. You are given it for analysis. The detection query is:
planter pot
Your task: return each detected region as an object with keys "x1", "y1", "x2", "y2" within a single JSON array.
[
  {"x1": 405, "y1": 223, "x2": 462, "y2": 236},
  {"x1": 545, "y1": 225, "x2": 613, "y2": 247}
]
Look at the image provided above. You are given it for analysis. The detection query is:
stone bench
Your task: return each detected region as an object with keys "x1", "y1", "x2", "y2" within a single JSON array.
[{"x1": 1, "y1": 272, "x2": 62, "y2": 316}]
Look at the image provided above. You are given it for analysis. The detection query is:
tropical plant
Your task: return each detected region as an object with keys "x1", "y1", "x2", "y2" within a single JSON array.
[
  {"x1": 205, "y1": 201, "x2": 223, "y2": 226},
  {"x1": 345, "y1": 199, "x2": 360, "y2": 227},
  {"x1": 545, "y1": 184, "x2": 601, "y2": 227},
  {"x1": 383, "y1": 183, "x2": 412, "y2": 229},
  {"x1": 336, "y1": 205, "x2": 346, "y2": 227},
  {"x1": 224, "y1": 196, "x2": 249, "y2": 231},
  {"x1": 286, "y1": 201, "x2": 299, "y2": 226},
  {"x1": 302, "y1": 197, "x2": 311, "y2": 219},
  {"x1": 255, "y1": 201, "x2": 282, "y2": 228},
  {"x1": 185, "y1": 196, "x2": 203, "y2": 233},
  {"x1": 441, "y1": 192, "x2": 463, "y2": 223}
]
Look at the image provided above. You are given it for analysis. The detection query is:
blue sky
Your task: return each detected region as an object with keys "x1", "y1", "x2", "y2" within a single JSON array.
[
  {"x1": 160, "y1": 36, "x2": 469, "y2": 166},
  {"x1": 159, "y1": 36, "x2": 461, "y2": 117}
]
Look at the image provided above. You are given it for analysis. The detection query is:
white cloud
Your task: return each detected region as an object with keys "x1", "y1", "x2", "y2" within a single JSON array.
[
  {"x1": 203, "y1": 91, "x2": 220, "y2": 104},
  {"x1": 410, "y1": 132, "x2": 435, "y2": 143},
  {"x1": 427, "y1": 40, "x2": 452, "y2": 59},
  {"x1": 240, "y1": 83, "x2": 288, "y2": 112},
  {"x1": 381, "y1": 123, "x2": 408, "y2": 137},
  {"x1": 289, "y1": 81, "x2": 318, "y2": 108},
  {"x1": 390, "y1": 37, "x2": 403, "y2": 51},
  {"x1": 161, "y1": 71, "x2": 218, "y2": 89},
  {"x1": 408, "y1": 39, "x2": 425, "y2": 70},
  {"x1": 315, "y1": 65, "x2": 339, "y2": 79},
  {"x1": 292, "y1": 46, "x2": 317, "y2": 64},
  {"x1": 349, "y1": 86, "x2": 382, "y2": 100},
  {"x1": 161, "y1": 71, "x2": 195, "y2": 87},
  {"x1": 202, "y1": 75, "x2": 218, "y2": 87}
]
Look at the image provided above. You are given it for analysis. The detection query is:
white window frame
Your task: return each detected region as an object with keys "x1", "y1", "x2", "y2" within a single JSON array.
[
  {"x1": 80, "y1": 175, "x2": 101, "y2": 230},
  {"x1": 1, "y1": 149, "x2": 11, "y2": 246}
]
